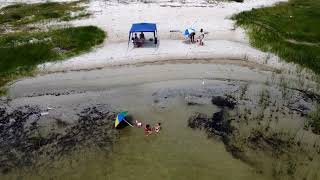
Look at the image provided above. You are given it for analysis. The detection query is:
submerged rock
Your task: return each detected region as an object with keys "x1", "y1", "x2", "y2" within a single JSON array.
[
  {"x1": 211, "y1": 96, "x2": 236, "y2": 109},
  {"x1": 188, "y1": 109, "x2": 234, "y2": 138},
  {"x1": 187, "y1": 112, "x2": 208, "y2": 129},
  {"x1": 188, "y1": 95, "x2": 236, "y2": 138},
  {"x1": 207, "y1": 110, "x2": 234, "y2": 137}
]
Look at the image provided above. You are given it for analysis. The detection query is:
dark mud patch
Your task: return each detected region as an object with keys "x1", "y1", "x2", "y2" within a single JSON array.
[
  {"x1": 0, "y1": 105, "x2": 41, "y2": 174},
  {"x1": 188, "y1": 95, "x2": 236, "y2": 137},
  {"x1": 0, "y1": 104, "x2": 118, "y2": 174},
  {"x1": 188, "y1": 95, "x2": 236, "y2": 146},
  {"x1": 188, "y1": 110, "x2": 239, "y2": 154},
  {"x1": 291, "y1": 88, "x2": 320, "y2": 104}
]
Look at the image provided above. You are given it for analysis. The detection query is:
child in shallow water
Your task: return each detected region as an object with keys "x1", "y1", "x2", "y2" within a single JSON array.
[
  {"x1": 154, "y1": 123, "x2": 161, "y2": 133},
  {"x1": 144, "y1": 124, "x2": 153, "y2": 136},
  {"x1": 135, "y1": 120, "x2": 142, "y2": 128}
]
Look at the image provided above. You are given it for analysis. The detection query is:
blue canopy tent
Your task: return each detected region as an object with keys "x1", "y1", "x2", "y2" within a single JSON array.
[{"x1": 128, "y1": 23, "x2": 158, "y2": 46}]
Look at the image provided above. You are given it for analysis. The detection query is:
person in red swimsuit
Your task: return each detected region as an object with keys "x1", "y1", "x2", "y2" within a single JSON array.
[{"x1": 144, "y1": 124, "x2": 153, "y2": 136}]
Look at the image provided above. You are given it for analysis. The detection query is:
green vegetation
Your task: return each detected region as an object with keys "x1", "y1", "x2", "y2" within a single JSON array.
[
  {"x1": 0, "y1": 1, "x2": 105, "y2": 94},
  {"x1": 0, "y1": 1, "x2": 89, "y2": 27},
  {"x1": 308, "y1": 106, "x2": 320, "y2": 134},
  {"x1": 233, "y1": 0, "x2": 320, "y2": 74},
  {"x1": 0, "y1": 26, "x2": 105, "y2": 88}
]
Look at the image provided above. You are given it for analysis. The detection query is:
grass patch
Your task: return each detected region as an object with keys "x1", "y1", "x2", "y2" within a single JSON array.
[
  {"x1": 0, "y1": 0, "x2": 88, "y2": 26},
  {"x1": 0, "y1": 26, "x2": 106, "y2": 90},
  {"x1": 232, "y1": 0, "x2": 320, "y2": 74},
  {"x1": 0, "y1": 1, "x2": 105, "y2": 95},
  {"x1": 0, "y1": 89, "x2": 7, "y2": 96}
]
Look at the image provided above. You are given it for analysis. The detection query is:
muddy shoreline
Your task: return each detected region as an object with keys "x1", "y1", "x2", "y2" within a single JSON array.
[{"x1": 0, "y1": 102, "x2": 118, "y2": 174}]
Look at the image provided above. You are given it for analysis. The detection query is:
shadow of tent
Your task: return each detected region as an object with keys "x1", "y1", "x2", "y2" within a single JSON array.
[
  {"x1": 116, "y1": 115, "x2": 134, "y2": 129},
  {"x1": 140, "y1": 39, "x2": 159, "y2": 49}
]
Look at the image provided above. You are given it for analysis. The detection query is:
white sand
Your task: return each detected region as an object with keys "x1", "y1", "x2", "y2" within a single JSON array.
[
  {"x1": 38, "y1": 40, "x2": 288, "y2": 72},
  {"x1": 75, "y1": 0, "x2": 287, "y2": 42},
  {"x1": 2, "y1": 0, "x2": 290, "y2": 72}
]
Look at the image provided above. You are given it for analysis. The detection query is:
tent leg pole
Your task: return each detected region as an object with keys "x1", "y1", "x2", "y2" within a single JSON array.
[{"x1": 124, "y1": 120, "x2": 134, "y2": 127}]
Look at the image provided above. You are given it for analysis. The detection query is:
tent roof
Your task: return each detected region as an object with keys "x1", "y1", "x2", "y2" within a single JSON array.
[{"x1": 130, "y1": 23, "x2": 157, "y2": 33}]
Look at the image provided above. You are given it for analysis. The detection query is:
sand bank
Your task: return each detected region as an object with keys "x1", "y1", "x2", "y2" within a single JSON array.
[
  {"x1": 12, "y1": 63, "x2": 272, "y2": 98},
  {"x1": 38, "y1": 39, "x2": 292, "y2": 73}
]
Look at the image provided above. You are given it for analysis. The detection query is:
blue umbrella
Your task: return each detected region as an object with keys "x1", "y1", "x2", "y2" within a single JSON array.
[
  {"x1": 183, "y1": 28, "x2": 196, "y2": 38},
  {"x1": 115, "y1": 111, "x2": 133, "y2": 128}
]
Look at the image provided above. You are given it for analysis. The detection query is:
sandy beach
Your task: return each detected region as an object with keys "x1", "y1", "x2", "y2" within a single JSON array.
[
  {"x1": 30, "y1": 0, "x2": 291, "y2": 73},
  {"x1": 1, "y1": 0, "x2": 293, "y2": 72}
]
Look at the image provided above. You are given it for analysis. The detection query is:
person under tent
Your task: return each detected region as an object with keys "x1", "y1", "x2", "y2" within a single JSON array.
[
  {"x1": 139, "y1": 32, "x2": 145, "y2": 43},
  {"x1": 128, "y1": 23, "x2": 158, "y2": 48},
  {"x1": 132, "y1": 33, "x2": 142, "y2": 47}
]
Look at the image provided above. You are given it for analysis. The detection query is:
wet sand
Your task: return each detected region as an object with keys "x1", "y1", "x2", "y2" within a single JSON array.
[{"x1": 10, "y1": 62, "x2": 272, "y2": 98}]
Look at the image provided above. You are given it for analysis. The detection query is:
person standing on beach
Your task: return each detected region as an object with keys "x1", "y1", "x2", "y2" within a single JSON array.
[
  {"x1": 198, "y1": 28, "x2": 205, "y2": 46},
  {"x1": 190, "y1": 32, "x2": 196, "y2": 43}
]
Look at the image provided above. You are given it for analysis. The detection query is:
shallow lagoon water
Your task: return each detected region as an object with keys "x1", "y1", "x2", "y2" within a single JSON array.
[
  {"x1": 2, "y1": 63, "x2": 319, "y2": 179},
  {"x1": 13, "y1": 95, "x2": 266, "y2": 180},
  {"x1": 25, "y1": 97, "x2": 264, "y2": 180},
  {"x1": 4, "y1": 84, "x2": 267, "y2": 179},
  {"x1": 104, "y1": 96, "x2": 266, "y2": 180}
]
